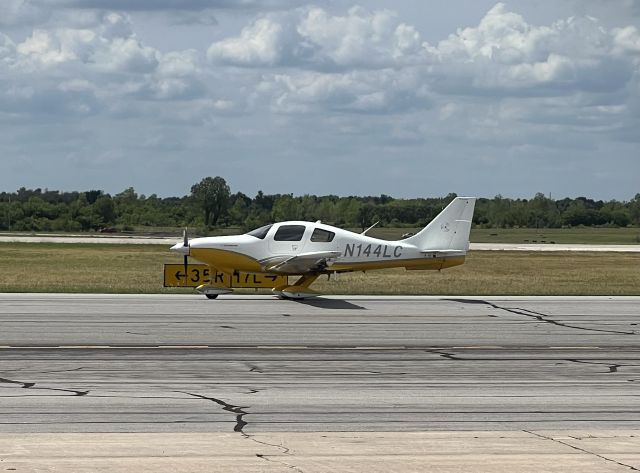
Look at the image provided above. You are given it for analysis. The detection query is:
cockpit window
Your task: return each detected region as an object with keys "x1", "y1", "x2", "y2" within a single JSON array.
[
  {"x1": 246, "y1": 224, "x2": 273, "y2": 239},
  {"x1": 311, "y1": 228, "x2": 335, "y2": 242},
  {"x1": 274, "y1": 225, "x2": 306, "y2": 241}
]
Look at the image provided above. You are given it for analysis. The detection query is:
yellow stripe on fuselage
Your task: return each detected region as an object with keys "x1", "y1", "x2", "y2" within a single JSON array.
[
  {"x1": 189, "y1": 248, "x2": 262, "y2": 273},
  {"x1": 331, "y1": 256, "x2": 465, "y2": 272}
]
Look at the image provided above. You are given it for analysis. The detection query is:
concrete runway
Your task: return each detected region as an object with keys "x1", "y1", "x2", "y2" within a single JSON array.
[
  {"x1": 1, "y1": 294, "x2": 639, "y2": 433},
  {"x1": 1, "y1": 294, "x2": 639, "y2": 471}
]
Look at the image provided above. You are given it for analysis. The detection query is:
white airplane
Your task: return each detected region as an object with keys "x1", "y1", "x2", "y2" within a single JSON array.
[{"x1": 170, "y1": 197, "x2": 476, "y2": 299}]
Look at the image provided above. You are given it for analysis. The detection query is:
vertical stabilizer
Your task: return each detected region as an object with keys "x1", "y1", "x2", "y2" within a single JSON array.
[{"x1": 402, "y1": 197, "x2": 476, "y2": 251}]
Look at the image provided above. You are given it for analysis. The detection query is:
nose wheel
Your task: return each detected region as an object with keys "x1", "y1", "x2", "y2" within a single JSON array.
[{"x1": 196, "y1": 285, "x2": 232, "y2": 300}]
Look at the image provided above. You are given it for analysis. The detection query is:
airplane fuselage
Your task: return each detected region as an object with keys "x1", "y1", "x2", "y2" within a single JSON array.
[{"x1": 177, "y1": 221, "x2": 465, "y2": 275}]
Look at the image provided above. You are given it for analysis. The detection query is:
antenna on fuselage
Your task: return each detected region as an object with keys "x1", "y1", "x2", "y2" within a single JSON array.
[{"x1": 361, "y1": 221, "x2": 379, "y2": 235}]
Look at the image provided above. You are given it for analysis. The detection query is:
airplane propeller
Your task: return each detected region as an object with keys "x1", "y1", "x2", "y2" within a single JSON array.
[{"x1": 182, "y1": 227, "x2": 189, "y2": 278}]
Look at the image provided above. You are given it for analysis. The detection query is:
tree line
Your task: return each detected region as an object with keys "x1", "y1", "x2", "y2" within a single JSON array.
[{"x1": 1, "y1": 176, "x2": 639, "y2": 233}]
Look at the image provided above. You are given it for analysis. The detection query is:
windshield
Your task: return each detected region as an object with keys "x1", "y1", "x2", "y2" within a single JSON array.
[{"x1": 245, "y1": 224, "x2": 273, "y2": 239}]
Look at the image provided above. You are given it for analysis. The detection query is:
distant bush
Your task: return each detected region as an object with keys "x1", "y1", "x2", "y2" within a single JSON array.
[{"x1": 0, "y1": 185, "x2": 638, "y2": 232}]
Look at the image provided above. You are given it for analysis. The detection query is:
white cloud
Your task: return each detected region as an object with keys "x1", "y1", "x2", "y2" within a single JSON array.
[
  {"x1": 0, "y1": 10, "x2": 211, "y2": 120},
  {"x1": 270, "y1": 68, "x2": 430, "y2": 114},
  {"x1": 207, "y1": 17, "x2": 287, "y2": 66},
  {"x1": 92, "y1": 37, "x2": 159, "y2": 73},
  {"x1": 9, "y1": 13, "x2": 148, "y2": 72},
  {"x1": 614, "y1": 25, "x2": 640, "y2": 53},
  {"x1": 206, "y1": 6, "x2": 434, "y2": 113},
  {"x1": 207, "y1": 6, "x2": 430, "y2": 69},
  {"x1": 16, "y1": 29, "x2": 96, "y2": 67},
  {"x1": 296, "y1": 6, "x2": 427, "y2": 69},
  {"x1": 429, "y1": 3, "x2": 640, "y2": 95},
  {"x1": 206, "y1": 3, "x2": 640, "y2": 119}
]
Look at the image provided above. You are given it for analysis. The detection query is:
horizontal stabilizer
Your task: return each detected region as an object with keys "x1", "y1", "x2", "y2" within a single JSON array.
[{"x1": 420, "y1": 250, "x2": 467, "y2": 258}]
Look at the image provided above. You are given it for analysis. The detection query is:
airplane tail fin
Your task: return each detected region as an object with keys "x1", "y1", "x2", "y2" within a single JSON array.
[{"x1": 402, "y1": 197, "x2": 476, "y2": 251}]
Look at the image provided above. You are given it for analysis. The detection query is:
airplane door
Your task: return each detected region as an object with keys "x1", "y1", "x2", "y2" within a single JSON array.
[
  {"x1": 304, "y1": 227, "x2": 338, "y2": 252},
  {"x1": 268, "y1": 224, "x2": 309, "y2": 255}
]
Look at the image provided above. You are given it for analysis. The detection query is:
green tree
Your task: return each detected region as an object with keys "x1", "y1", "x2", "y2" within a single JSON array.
[
  {"x1": 93, "y1": 195, "x2": 116, "y2": 226},
  {"x1": 357, "y1": 202, "x2": 375, "y2": 231},
  {"x1": 243, "y1": 204, "x2": 271, "y2": 232},
  {"x1": 272, "y1": 194, "x2": 298, "y2": 221},
  {"x1": 228, "y1": 197, "x2": 249, "y2": 226},
  {"x1": 253, "y1": 190, "x2": 275, "y2": 212},
  {"x1": 629, "y1": 194, "x2": 640, "y2": 225},
  {"x1": 190, "y1": 176, "x2": 231, "y2": 227},
  {"x1": 316, "y1": 198, "x2": 337, "y2": 223},
  {"x1": 85, "y1": 190, "x2": 102, "y2": 205}
]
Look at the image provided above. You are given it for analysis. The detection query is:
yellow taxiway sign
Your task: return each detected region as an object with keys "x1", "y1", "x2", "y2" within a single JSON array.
[{"x1": 163, "y1": 264, "x2": 287, "y2": 288}]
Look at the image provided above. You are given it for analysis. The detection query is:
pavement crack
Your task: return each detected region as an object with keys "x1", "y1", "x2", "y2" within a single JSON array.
[
  {"x1": 178, "y1": 391, "x2": 296, "y2": 464},
  {"x1": 0, "y1": 377, "x2": 88, "y2": 396},
  {"x1": 246, "y1": 435, "x2": 291, "y2": 455},
  {"x1": 37, "y1": 367, "x2": 87, "y2": 374},
  {"x1": 425, "y1": 349, "x2": 462, "y2": 360},
  {"x1": 246, "y1": 363, "x2": 263, "y2": 373},
  {"x1": 178, "y1": 391, "x2": 247, "y2": 432},
  {"x1": 524, "y1": 430, "x2": 640, "y2": 471},
  {"x1": 256, "y1": 454, "x2": 303, "y2": 473},
  {"x1": 0, "y1": 377, "x2": 35, "y2": 389},
  {"x1": 565, "y1": 359, "x2": 637, "y2": 373},
  {"x1": 452, "y1": 299, "x2": 635, "y2": 335}
]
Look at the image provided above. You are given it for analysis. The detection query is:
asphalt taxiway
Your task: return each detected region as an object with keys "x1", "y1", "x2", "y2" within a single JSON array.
[{"x1": 1, "y1": 294, "x2": 639, "y2": 471}]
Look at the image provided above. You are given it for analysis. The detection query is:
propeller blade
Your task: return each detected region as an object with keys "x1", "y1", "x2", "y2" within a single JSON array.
[
  {"x1": 183, "y1": 254, "x2": 188, "y2": 283},
  {"x1": 182, "y1": 228, "x2": 189, "y2": 284}
]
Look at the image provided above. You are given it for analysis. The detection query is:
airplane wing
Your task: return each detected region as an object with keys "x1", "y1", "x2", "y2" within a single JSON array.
[{"x1": 261, "y1": 251, "x2": 342, "y2": 274}]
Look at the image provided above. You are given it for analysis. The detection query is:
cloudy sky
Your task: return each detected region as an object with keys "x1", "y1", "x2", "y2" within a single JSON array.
[{"x1": 1, "y1": 0, "x2": 639, "y2": 199}]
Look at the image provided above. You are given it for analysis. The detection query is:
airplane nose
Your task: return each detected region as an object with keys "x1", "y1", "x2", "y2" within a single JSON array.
[{"x1": 170, "y1": 242, "x2": 189, "y2": 254}]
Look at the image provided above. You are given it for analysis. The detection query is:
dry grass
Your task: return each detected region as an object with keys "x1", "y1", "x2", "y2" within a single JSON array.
[
  {"x1": 469, "y1": 227, "x2": 640, "y2": 245},
  {"x1": 0, "y1": 243, "x2": 184, "y2": 294},
  {"x1": 0, "y1": 243, "x2": 638, "y2": 295},
  {"x1": 314, "y1": 252, "x2": 640, "y2": 296}
]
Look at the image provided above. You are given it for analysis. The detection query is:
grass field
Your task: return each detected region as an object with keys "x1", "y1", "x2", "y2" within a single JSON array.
[
  {"x1": 0, "y1": 243, "x2": 638, "y2": 295},
  {"x1": 470, "y1": 227, "x2": 640, "y2": 244}
]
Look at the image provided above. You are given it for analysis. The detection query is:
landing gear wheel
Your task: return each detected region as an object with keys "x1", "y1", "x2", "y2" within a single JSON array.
[{"x1": 205, "y1": 294, "x2": 218, "y2": 300}]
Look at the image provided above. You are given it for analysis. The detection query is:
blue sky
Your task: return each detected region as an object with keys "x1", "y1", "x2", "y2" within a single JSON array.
[{"x1": 1, "y1": 0, "x2": 639, "y2": 199}]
